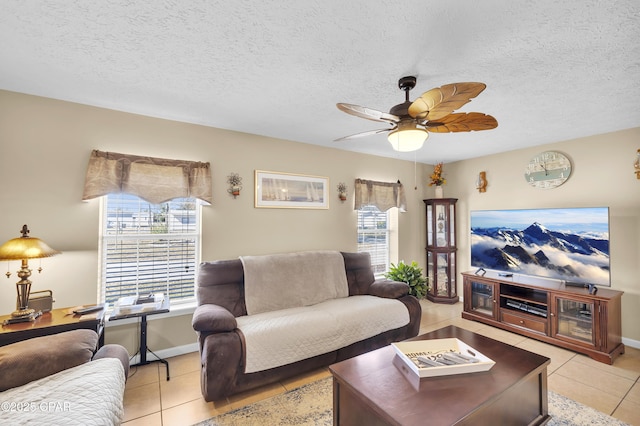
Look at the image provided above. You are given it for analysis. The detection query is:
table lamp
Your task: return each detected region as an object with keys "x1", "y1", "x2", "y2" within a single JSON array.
[{"x1": 0, "y1": 225, "x2": 60, "y2": 317}]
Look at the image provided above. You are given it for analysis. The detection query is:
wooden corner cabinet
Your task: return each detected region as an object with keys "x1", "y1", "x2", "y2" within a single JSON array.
[
  {"x1": 424, "y1": 198, "x2": 458, "y2": 303},
  {"x1": 462, "y1": 271, "x2": 625, "y2": 364}
]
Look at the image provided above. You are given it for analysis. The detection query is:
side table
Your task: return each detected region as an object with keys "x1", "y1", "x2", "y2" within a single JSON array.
[
  {"x1": 109, "y1": 298, "x2": 171, "y2": 381},
  {"x1": 0, "y1": 305, "x2": 105, "y2": 347}
]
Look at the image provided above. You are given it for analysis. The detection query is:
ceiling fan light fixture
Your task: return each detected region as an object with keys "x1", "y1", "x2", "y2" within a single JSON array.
[{"x1": 387, "y1": 123, "x2": 428, "y2": 152}]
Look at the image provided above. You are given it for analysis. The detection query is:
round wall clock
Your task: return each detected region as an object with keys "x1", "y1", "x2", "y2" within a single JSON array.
[{"x1": 524, "y1": 151, "x2": 572, "y2": 189}]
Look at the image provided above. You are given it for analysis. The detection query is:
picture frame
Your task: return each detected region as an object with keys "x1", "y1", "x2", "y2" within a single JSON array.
[{"x1": 255, "y1": 170, "x2": 329, "y2": 209}]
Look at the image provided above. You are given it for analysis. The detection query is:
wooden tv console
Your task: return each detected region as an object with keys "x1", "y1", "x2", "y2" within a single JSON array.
[{"x1": 461, "y1": 271, "x2": 625, "y2": 364}]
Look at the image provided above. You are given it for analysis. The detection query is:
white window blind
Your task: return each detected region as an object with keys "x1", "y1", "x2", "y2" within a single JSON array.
[
  {"x1": 100, "y1": 194, "x2": 200, "y2": 306},
  {"x1": 357, "y1": 205, "x2": 390, "y2": 275}
]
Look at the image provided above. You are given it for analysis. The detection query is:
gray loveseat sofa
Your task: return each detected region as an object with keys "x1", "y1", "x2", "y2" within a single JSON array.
[{"x1": 192, "y1": 251, "x2": 421, "y2": 401}]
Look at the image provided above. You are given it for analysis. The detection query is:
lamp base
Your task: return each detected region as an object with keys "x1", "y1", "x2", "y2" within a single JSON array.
[{"x1": 11, "y1": 307, "x2": 35, "y2": 318}]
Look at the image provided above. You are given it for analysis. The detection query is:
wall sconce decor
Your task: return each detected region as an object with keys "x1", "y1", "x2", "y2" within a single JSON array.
[
  {"x1": 0, "y1": 225, "x2": 60, "y2": 318},
  {"x1": 337, "y1": 182, "x2": 347, "y2": 201},
  {"x1": 635, "y1": 149, "x2": 640, "y2": 179},
  {"x1": 476, "y1": 171, "x2": 488, "y2": 193},
  {"x1": 227, "y1": 172, "x2": 243, "y2": 198}
]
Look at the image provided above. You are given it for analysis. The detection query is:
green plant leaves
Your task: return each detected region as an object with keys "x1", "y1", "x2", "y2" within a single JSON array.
[{"x1": 385, "y1": 260, "x2": 428, "y2": 299}]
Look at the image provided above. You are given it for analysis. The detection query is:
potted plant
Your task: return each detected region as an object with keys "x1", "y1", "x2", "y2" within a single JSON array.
[
  {"x1": 227, "y1": 173, "x2": 243, "y2": 197},
  {"x1": 385, "y1": 261, "x2": 428, "y2": 299},
  {"x1": 337, "y1": 182, "x2": 347, "y2": 201}
]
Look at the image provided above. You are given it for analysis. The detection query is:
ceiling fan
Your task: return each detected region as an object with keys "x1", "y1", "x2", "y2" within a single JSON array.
[{"x1": 335, "y1": 76, "x2": 498, "y2": 152}]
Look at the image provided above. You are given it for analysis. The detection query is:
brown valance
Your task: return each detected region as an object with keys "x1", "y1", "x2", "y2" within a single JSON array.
[
  {"x1": 353, "y1": 179, "x2": 406, "y2": 212},
  {"x1": 82, "y1": 150, "x2": 212, "y2": 204}
]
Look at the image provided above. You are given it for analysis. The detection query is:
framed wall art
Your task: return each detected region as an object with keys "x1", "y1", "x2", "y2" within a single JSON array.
[{"x1": 255, "y1": 170, "x2": 329, "y2": 209}]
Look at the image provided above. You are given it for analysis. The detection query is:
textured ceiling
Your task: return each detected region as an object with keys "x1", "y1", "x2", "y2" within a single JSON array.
[{"x1": 1, "y1": 1, "x2": 639, "y2": 164}]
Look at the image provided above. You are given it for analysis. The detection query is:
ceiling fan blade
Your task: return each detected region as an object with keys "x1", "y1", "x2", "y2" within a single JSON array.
[
  {"x1": 408, "y1": 82, "x2": 487, "y2": 121},
  {"x1": 424, "y1": 112, "x2": 498, "y2": 133},
  {"x1": 334, "y1": 127, "x2": 394, "y2": 142},
  {"x1": 337, "y1": 103, "x2": 400, "y2": 124}
]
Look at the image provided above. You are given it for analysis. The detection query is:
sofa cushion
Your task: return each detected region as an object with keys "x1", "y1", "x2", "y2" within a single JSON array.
[
  {"x1": 240, "y1": 250, "x2": 349, "y2": 315},
  {"x1": 236, "y1": 295, "x2": 409, "y2": 373},
  {"x1": 0, "y1": 329, "x2": 98, "y2": 392},
  {"x1": 0, "y1": 357, "x2": 125, "y2": 425}
]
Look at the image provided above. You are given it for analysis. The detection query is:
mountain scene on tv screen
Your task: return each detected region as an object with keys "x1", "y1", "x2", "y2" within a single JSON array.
[{"x1": 471, "y1": 209, "x2": 610, "y2": 286}]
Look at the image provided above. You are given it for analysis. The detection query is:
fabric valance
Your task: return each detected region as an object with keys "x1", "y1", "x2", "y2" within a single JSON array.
[
  {"x1": 353, "y1": 179, "x2": 406, "y2": 212},
  {"x1": 82, "y1": 150, "x2": 212, "y2": 204}
]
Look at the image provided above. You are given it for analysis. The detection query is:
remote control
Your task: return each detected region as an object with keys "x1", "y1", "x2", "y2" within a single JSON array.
[{"x1": 73, "y1": 305, "x2": 104, "y2": 315}]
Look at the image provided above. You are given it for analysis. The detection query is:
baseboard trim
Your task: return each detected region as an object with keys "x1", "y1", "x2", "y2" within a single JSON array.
[
  {"x1": 622, "y1": 336, "x2": 640, "y2": 350},
  {"x1": 128, "y1": 342, "x2": 199, "y2": 366}
]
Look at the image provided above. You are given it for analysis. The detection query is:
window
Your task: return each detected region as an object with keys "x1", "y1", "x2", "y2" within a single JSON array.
[
  {"x1": 99, "y1": 193, "x2": 201, "y2": 306},
  {"x1": 357, "y1": 206, "x2": 390, "y2": 275}
]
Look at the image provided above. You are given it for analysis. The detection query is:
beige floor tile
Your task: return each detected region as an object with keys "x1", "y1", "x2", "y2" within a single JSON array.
[
  {"x1": 548, "y1": 373, "x2": 621, "y2": 415},
  {"x1": 553, "y1": 357, "x2": 635, "y2": 399},
  {"x1": 161, "y1": 397, "x2": 231, "y2": 426},
  {"x1": 281, "y1": 367, "x2": 332, "y2": 391},
  {"x1": 159, "y1": 369, "x2": 203, "y2": 409},
  {"x1": 612, "y1": 397, "x2": 640, "y2": 425},
  {"x1": 472, "y1": 324, "x2": 529, "y2": 346},
  {"x1": 614, "y1": 346, "x2": 640, "y2": 373},
  {"x1": 123, "y1": 382, "x2": 161, "y2": 422},
  {"x1": 571, "y1": 350, "x2": 640, "y2": 381},
  {"x1": 625, "y1": 381, "x2": 640, "y2": 405},
  {"x1": 122, "y1": 411, "x2": 162, "y2": 426},
  {"x1": 448, "y1": 316, "x2": 487, "y2": 332},
  {"x1": 515, "y1": 338, "x2": 576, "y2": 374},
  {"x1": 165, "y1": 351, "x2": 200, "y2": 378},
  {"x1": 126, "y1": 363, "x2": 160, "y2": 389}
]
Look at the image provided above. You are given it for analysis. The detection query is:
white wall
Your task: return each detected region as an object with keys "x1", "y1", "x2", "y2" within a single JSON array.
[
  {"x1": 1, "y1": 89, "x2": 637, "y2": 350},
  {"x1": 445, "y1": 128, "x2": 640, "y2": 343},
  {"x1": 0, "y1": 90, "x2": 431, "y2": 352}
]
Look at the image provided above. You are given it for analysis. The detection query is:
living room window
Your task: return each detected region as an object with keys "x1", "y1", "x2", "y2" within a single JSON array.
[
  {"x1": 357, "y1": 205, "x2": 393, "y2": 275},
  {"x1": 99, "y1": 193, "x2": 201, "y2": 306}
]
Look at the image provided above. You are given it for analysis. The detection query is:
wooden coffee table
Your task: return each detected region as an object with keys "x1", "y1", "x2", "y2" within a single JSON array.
[{"x1": 329, "y1": 325, "x2": 551, "y2": 425}]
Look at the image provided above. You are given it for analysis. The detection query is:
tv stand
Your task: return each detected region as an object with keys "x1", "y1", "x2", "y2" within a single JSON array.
[{"x1": 462, "y1": 271, "x2": 625, "y2": 364}]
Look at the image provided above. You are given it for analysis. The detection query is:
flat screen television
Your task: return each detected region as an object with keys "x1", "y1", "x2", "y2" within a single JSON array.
[{"x1": 470, "y1": 207, "x2": 610, "y2": 287}]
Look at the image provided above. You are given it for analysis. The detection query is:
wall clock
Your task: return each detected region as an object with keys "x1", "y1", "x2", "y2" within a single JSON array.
[{"x1": 524, "y1": 151, "x2": 572, "y2": 189}]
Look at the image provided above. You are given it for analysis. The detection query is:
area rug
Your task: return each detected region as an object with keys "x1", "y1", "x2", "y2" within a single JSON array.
[{"x1": 193, "y1": 378, "x2": 628, "y2": 426}]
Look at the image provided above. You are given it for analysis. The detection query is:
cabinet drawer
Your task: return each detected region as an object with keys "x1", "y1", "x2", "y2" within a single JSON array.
[{"x1": 501, "y1": 310, "x2": 547, "y2": 334}]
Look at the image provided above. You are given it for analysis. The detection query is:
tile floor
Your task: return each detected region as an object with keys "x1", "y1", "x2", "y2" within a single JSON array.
[{"x1": 122, "y1": 300, "x2": 640, "y2": 425}]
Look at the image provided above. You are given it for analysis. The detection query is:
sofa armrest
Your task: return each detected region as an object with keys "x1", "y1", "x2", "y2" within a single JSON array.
[
  {"x1": 369, "y1": 279, "x2": 410, "y2": 299},
  {"x1": 93, "y1": 344, "x2": 130, "y2": 381},
  {"x1": 0, "y1": 329, "x2": 98, "y2": 392},
  {"x1": 192, "y1": 304, "x2": 237, "y2": 333}
]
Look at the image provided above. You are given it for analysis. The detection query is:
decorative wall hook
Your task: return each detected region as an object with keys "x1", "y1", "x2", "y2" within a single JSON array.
[
  {"x1": 476, "y1": 171, "x2": 488, "y2": 193},
  {"x1": 227, "y1": 173, "x2": 243, "y2": 198},
  {"x1": 337, "y1": 182, "x2": 347, "y2": 201}
]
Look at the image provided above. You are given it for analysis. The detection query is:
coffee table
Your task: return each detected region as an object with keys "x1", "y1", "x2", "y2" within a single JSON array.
[{"x1": 329, "y1": 325, "x2": 550, "y2": 425}]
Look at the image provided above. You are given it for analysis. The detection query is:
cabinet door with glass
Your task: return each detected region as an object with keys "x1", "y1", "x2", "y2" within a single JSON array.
[
  {"x1": 424, "y1": 198, "x2": 458, "y2": 303},
  {"x1": 464, "y1": 279, "x2": 497, "y2": 320},
  {"x1": 550, "y1": 295, "x2": 597, "y2": 348}
]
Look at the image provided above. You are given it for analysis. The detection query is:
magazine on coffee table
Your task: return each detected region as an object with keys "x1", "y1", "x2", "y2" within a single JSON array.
[{"x1": 392, "y1": 338, "x2": 495, "y2": 378}]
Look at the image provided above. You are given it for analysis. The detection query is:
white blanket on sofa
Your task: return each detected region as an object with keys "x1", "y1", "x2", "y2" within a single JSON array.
[
  {"x1": 237, "y1": 295, "x2": 409, "y2": 373},
  {"x1": 0, "y1": 358, "x2": 125, "y2": 426},
  {"x1": 240, "y1": 250, "x2": 349, "y2": 315}
]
